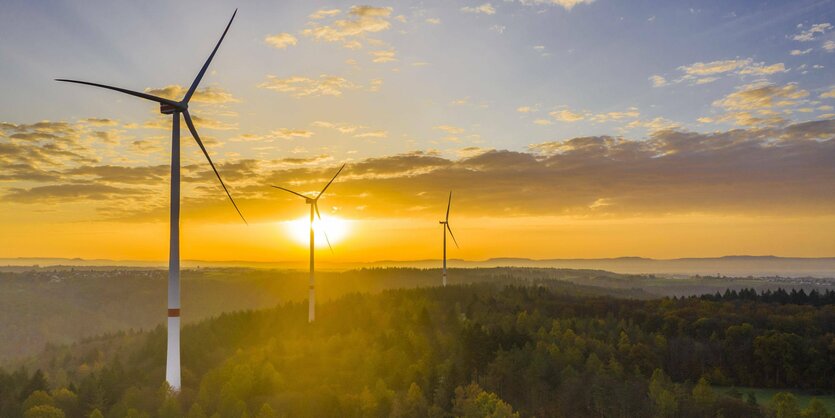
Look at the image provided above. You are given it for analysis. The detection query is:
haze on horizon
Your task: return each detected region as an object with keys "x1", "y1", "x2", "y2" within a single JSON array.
[{"x1": 1, "y1": 0, "x2": 834, "y2": 263}]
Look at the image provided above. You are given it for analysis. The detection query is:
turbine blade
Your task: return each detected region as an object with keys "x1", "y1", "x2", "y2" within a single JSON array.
[
  {"x1": 270, "y1": 186, "x2": 309, "y2": 200},
  {"x1": 182, "y1": 9, "x2": 237, "y2": 103},
  {"x1": 182, "y1": 110, "x2": 247, "y2": 224},
  {"x1": 314, "y1": 203, "x2": 334, "y2": 254},
  {"x1": 446, "y1": 223, "x2": 460, "y2": 249},
  {"x1": 316, "y1": 164, "x2": 345, "y2": 199},
  {"x1": 446, "y1": 190, "x2": 452, "y2": 222},
  {"x1": 55, "y1": 79, "x2": 179, "y2": 106}
]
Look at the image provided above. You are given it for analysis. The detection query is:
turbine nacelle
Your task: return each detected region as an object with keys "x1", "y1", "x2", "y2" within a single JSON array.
[{"x1": 160, "y1": 102, "x2": 186, "y2": 115}]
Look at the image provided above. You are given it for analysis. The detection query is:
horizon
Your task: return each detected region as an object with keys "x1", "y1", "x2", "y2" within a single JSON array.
[{"x1": 2, "y1": 0, "x2": 835, "y2": 262}]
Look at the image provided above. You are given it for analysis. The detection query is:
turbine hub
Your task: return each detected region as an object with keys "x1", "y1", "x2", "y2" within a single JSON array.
[{"x1": 160, "y1": 103, "x2": 178, "y2": 115}]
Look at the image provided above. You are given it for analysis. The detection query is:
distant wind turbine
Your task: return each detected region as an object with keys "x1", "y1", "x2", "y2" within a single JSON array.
[
  {"x1": 272, "y1": 164, "x2": 345, "y2": 323},
  {"x1": 440, "y1": 191, "x2": 459, "y2": 287},
  {"x1": 56, "y1": 10, "x2": 246, "y2": 392}
]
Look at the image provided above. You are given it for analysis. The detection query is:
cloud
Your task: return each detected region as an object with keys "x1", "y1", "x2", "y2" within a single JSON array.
[
  {"x1": 792, "y1": 23, "x2": 831, "y2": 42},
  {"x1": 547, "y1": 106, "x2": 640, "y2": 124},
  {"x1": 144, "y1": 85, "x2": 239, "y2": 104},
  {"x1": 144, "y1": 114, "x2": 236, "y2": 130},
  {"x1": 369, "y1": 49, "x2": 397, "y2": 63},
  {"x1": 671, "y1": 58, "x2": 787, "y2": 85},
  {"x1": 0, "y1": 120, "x2": 100, "y2": 182},
  {"x1": 425, "y1": 18, "x2": 441, "y2": 24},
  {"x1": 825, "y1": 40, "x2": 835, "y2": 52},
  {"x1": 3, "y1": 183, "x2": 146, "y2": 203},
  {"x1": 533, "y1": 119, "x2": 553, "y2": 126},
  {"x1": 64, "y1": 165, "x2": 168, "y2": 184},
  {"x1": 271, "y1": 128, "x2": 315, "y2": 139},
  {"x1": 312, "y1": 121, "x2": 365, "y2": 134},
  {"x1": 713, "y1": 82, "x2": 809, "y2": 111},
  {"x1": 250, "y1": 119, "x2": 835, "y2": 219},
  {"x1": 705, "y1": 82, "x2": 811, "y2": 127},
  {"x1": 309, "y1": 9, "x2": 341, "y2": 19},
  {"x1": 790, "y1": 48, "x2": 812, "y2": 56},
  {"x1": 301, "y1": 6, "x2": 394, "y2": 49},
  {"x1": 434, "y1": 125, "x2": 466, "y2": 134},
  {"x1": 83, "y1": 118, "x2": 119, "y2": 126},
  {"x1": 258, "y1": 75, "x2": 359, "y2": 97},
  {"x1": 461, "y1": 3, "x2": 496, "y2": 15},
  {"x1": 679, "y1": 59, "x2": 750, "y2": 76},
  {"x1": 354, "y1": 130, "x2": 388, "y2": 138},
  {"x1": 737, "y1": 62, "x2": 787, "y2": 75},
  {"x1": 517, "y1": 0, "x2": 595, "y2": 10},
  {"x1": 264, "y1": 33, "x2": 298, "y2": 49},
  {"x1": 549, "y1": 109, "x2": 585, "y2": 122},
  {"x1": 822, "y1": 88, "x2": 835, "y2": 99},
  {"x1": 517, "y1": 106, "x2": 536, "y2": 113},
  {"x1": 312, "y1": 121, "x2": 386, "y2": 138},
  {"x1": 5, "y1": 118, "x2": 835, "y2": 222},
  {"x1": 649, "y1": 75, "x2": 667, "y2": 87}
]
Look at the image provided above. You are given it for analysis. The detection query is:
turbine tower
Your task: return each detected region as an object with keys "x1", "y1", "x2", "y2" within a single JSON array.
[
  {"x1": 272, "y1": 164, "x2": 345, "y2": 323},
  {"x1": 440, "y1": 191, "x2": 459, "y2": 287},
  {"x1": 56, "y1": 10, "x2": 246, "y2": 392}
]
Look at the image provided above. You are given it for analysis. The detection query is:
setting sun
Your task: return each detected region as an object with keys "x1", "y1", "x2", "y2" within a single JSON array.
[{"x1": 283, "y1": 215, "x2": 351, "y2": 248}]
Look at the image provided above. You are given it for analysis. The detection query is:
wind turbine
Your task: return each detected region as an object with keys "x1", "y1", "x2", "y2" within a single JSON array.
[
  {"x1": 272, "y1": 164, "x2": 345, "y2": 323},
  {"x1": 56, "y1": 10, "x2": 246, "y2": 392},
  {"x1": 440, "y1": 191, "x2": 459, "y2": 287}
]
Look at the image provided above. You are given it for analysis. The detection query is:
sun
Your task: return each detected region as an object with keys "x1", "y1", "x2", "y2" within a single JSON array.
[{"x1": 283, "y1": 215, "x2": 351, "y2": 248}]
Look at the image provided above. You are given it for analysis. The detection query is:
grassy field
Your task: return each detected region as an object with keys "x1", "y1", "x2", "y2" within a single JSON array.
[{"x1": 717, "y1": 387, "x2": 835, "y2": 413}]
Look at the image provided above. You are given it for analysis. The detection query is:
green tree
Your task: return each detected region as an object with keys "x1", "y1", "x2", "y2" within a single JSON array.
[
  {"x1": 649, "y1": 369, "x2": 677, "y2": 418},
  {"x1": 23, "y1": 391, "x2": 54, "y2": 412},
  {"x1": 254, "y1": 403, "x2": 276, "y2": 418},
  {"x1": 772, "y1": 392, "x2": 801, "y2": 418},
  {"x1": 801, "y1": 398, "x2": 830, "y2": 418},
  {"x1": 398, "y1": 382, "x2": 429, "y2": 418},
  {"x1": 452, "y1": 383, "x2": 519, "y2": 418},
  {"x1": 24, "y1": 405, "x2": 65, "y2": 418},
  {"x1": 187, "y1": 403, "x2": 209, "y2": 418},
  {"x1": 88, "y1": 409, "x2": 104, "y2": 418}
]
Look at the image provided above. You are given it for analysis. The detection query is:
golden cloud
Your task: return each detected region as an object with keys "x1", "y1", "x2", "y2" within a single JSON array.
[
  {"x1": 258, "y1": 75, "x2": 359, "y2": 97},
  {"x1": 264, "y1": 33, "x2": 298, "y2": 49},
  {"x1": 144, "y1": 85, "x2": 239, "y2": 104},
  {"x1": 302, "y1": 6, "x2": 393, "y2": 49}
]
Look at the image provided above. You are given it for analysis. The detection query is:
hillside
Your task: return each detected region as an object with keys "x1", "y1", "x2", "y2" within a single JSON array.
[
  {"x1": 2, "y1": 282, "x2": 834, "y2": 418},
  {"x1": 3, "y1": 266, "x2": 832, "y2": 364}
]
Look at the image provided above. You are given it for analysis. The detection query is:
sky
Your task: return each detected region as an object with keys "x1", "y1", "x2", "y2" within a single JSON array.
[{"x1": 1, "y1": 0, "x2": 834, "y2": 263}]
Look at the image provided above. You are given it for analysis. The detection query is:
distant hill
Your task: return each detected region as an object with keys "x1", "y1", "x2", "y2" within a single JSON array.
[{"x1": 4, "y1": 255, "x2": 835, "y2": 277}]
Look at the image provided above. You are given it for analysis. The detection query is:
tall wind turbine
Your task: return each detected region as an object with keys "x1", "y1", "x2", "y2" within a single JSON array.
[
  {"x1": 56, "y1": 10, "x2": 246, "y2": 392},
  {"x1": 272, "y1": 164, "x2": 345, "y2": 323},
  {"x1": 440, "y1": 191, "x2": 459, "y2": 287}
]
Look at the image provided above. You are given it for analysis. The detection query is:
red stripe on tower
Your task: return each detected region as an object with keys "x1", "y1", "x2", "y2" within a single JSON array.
[{"x1": 168, "y1": 308, "x2": 180, "y2": 317}]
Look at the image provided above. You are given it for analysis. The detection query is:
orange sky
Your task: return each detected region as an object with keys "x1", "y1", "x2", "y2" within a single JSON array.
[{"x1": 1, "y1": 2, "x2": 834, "y2": 262}]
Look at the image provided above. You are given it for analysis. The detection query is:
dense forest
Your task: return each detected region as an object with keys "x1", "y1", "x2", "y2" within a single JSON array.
[
  {"x1": 2, "y1": 265, "x2": 828, "y2": 363},
  {"x1": 0, "y1": 277, "x2": 833, "y2": 418}
]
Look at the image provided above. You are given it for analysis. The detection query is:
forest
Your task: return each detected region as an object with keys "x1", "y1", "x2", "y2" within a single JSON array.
[
  {"x1": 0, "y1": 275, "x2": 833, "y2": 418},
  {"x1": 2, "y1": 265, "x2": 826, "y2": 363}
]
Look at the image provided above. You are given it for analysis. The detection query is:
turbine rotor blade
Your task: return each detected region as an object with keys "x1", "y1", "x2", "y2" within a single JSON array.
[
  {"x1": 446, "y1": 223, "x2": 460, "y2": 249},
  {"x1": 314, "y1": 203, "x2": 334, "y2": 254},
  {"x1": 182, "y1": 9, "x2": 237, "y2": 103},
  {"x1": 446, "y1": 190, "x2": 452, "y2": 222},
  {"x1": 55, "y1": 79, "x2": 180, "y2": 107},
  {"x1": 317, "y1": 164, "x2": 345, "y2": 199},
  {"x1": 182, "y1": 110, "x2": 247, "y2": 224},
  {"x1": 270, "y1": 186, "x2": 309, "y2": 200}
]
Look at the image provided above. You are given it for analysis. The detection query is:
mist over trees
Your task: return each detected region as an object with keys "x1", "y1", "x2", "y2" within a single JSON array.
[{"x1": 1, "y1": 280, "x2": 833, "y2": 418}]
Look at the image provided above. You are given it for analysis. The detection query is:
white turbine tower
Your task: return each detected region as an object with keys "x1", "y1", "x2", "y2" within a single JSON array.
[
  {"x1": 440, "y1": 191, "x2": 459, "y2": 287},
  {"x1": 56, "y1": 10, "x2": 246, "y2": 392},
  {"x1": 272, "y1": 164, "x2": 345, "y2": 323}
]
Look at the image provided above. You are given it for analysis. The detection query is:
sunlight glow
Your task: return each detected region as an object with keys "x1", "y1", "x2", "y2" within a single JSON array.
[{"x1": 283, "y1": 215, "x2": 351, "y2": 248}]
